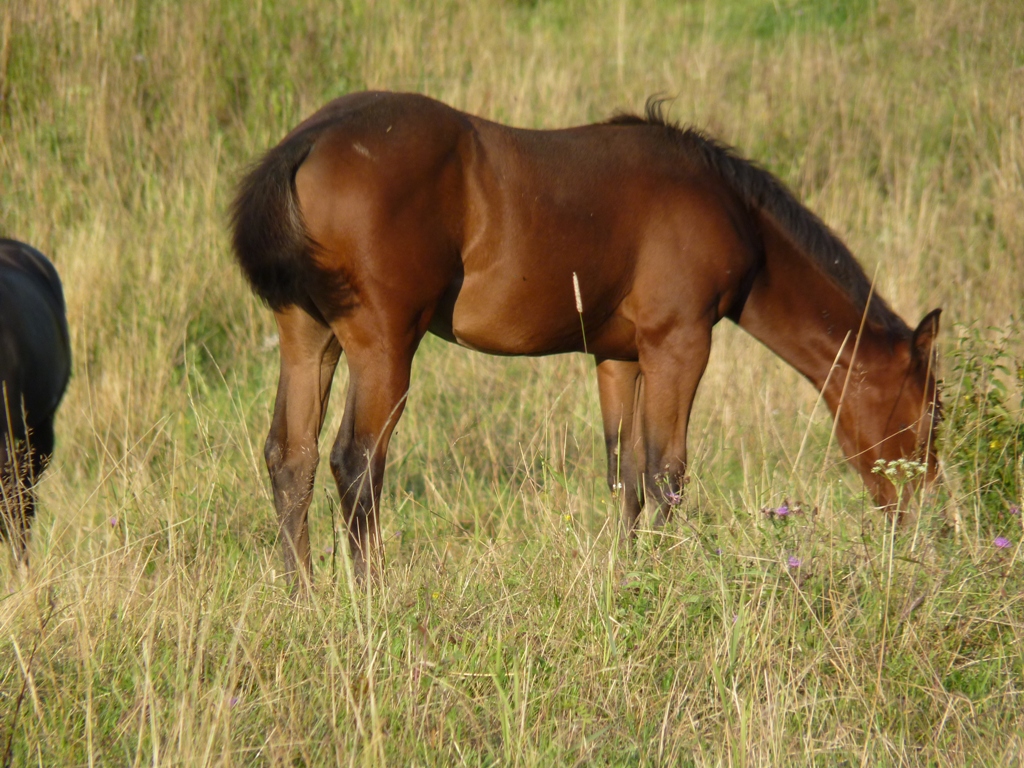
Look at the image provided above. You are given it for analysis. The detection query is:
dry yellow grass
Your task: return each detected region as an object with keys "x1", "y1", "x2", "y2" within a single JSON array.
[{"x1": 1, "y1": 0, "x2": 1023, "y2": 764}]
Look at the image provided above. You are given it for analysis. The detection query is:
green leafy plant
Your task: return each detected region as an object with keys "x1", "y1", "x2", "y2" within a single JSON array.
[{"x1": 943, "y1": 322, "x2": 1024, "y2": 524}]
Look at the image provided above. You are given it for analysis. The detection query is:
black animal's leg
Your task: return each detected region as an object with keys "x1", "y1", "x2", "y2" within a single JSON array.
[
  {"x1": 0, "y1": 436, "x2": 33, "y2": 567},
  {"x1": 14, "y1": 418, "x2": 55, "y2": 566}
]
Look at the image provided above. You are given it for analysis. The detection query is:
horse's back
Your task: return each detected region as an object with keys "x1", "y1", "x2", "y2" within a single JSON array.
[
  {"x1": 253, "y1": 92, "x2": 760, "y2": 358},
  {"x1": 441, "y1": 113, "x2": 759, "y2": 356},
  {"x1": 0, "y1": 240, "x2": 71, "y2": 436}
]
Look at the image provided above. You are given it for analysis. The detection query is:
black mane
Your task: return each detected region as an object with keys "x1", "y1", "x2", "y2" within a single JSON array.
[{"x1": 608, "y1": 98, "x2": 908, "y2": 338}]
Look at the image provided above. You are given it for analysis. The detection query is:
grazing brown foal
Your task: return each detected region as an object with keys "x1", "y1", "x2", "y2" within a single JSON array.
[{"x1": 232, "y1": 92, "x2": 940, "y2": 586}]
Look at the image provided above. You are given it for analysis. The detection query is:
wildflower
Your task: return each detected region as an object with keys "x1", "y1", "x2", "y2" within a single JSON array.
[
  {"x1": 229, "y1": 696, "x2": 239, "y2": 707},
  {"x1": 990, "y1": 439, "x2": 1002, "y2": 450},
  {"x1": 872, "y1": 457, "x2": 925, "y2": 482},
  {"x1": 1010, "y1": 505, "x2": 1021, "y2": 517},
  {"x1": 666, "y1": 490, "x2": 683, "y2": 506},
  {"x1": 715, "y1": 547, "x2": 722, "y2": 556},
  {"x1": 994, "y1": 536, "x2": 1012, "y2": 549},
  {"x1": 431, "y1": 591, "x2": 440, "y2": 600},
  {"x1": 776, "y1": 502, "x2": 790, "y2": 517},
  {"x1": 110, "y1": 517, "x2": 118, "y2": 527},
  {"x1": 787, "y1": 555, "x2": 802, "y2": 569}
]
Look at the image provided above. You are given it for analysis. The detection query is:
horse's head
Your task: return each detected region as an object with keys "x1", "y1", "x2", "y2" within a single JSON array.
[{"x1": 841, "y1": 309, "x2": 942, "y2": 510}]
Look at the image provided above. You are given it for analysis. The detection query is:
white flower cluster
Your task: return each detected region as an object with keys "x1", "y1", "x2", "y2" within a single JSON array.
[{"x1": 870, "y1": 458, "x2": 926, "y2": 483}]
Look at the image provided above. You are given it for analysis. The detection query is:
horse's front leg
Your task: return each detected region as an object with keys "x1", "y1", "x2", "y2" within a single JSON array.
[
  {"x1": 265, "y1": 306, "x2": 341, "y2": 592},
  {"x1": 638, "y1": 322, "x2": 713, "y2": 528},
  {"x1": 595, "y1": 358, "x2": 646, "y2": 535}
]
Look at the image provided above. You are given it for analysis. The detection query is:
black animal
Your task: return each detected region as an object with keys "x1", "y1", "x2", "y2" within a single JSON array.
[{"x1": 0, "y1": 239, "x2": 70, "y2": 562}]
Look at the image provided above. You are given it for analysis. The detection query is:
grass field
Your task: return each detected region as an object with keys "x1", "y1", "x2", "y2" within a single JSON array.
[{"x1": 2, "y1": 0, "x2": 1023, "y2": 764}]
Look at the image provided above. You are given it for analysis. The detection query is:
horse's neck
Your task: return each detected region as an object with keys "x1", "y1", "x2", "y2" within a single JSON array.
[{"x1": 736, "y1": 215, "x2": 894, "y2": 410}]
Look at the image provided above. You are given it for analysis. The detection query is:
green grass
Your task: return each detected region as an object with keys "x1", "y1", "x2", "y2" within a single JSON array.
[{"x1": 2, "y1": 0, "x2": 1024, "y2": 764}]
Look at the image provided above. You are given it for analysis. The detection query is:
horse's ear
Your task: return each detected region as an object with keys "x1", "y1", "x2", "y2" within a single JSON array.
[{"x1": 912, "y1": 308, "x2": 942, "y2": 363}]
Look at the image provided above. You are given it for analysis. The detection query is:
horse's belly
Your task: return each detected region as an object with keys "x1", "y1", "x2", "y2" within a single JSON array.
[
  {"x1": 433, "y1": 273, "x2": 568, "y2": 355},
  {"x1": 449, "y1": 306, "x2": 567, "y2": 356},
  {"x1": 436, "y1": 273, "x2": 637, "y2": 359}
]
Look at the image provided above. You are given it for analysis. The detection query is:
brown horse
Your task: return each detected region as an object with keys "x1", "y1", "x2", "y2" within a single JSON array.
[
  {"x1": 0, "y1": 239, "x2": 71, "y2": 563},
  {"x1": 232, "y1": 91, "x2": 941, "y2": 585}
]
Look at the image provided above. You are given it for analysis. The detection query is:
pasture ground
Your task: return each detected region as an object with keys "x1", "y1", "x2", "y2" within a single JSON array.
[{"x1": 1, "y1": 0, "x2": 1023, "y2": 764}]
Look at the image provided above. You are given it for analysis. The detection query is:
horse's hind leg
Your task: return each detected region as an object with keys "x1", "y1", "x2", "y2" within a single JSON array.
[
  {"x1": 265, "y1": 305, "x2": 341, "y2": 591},
  {"x1": 328, "y1": 319, "x2": 420, "y2": 581},
  {"x1": 595, "y1": 359, "x2": 645, "y2": 534},
  {"x1": 639, "y1": 322, "x2": 713, "y2": 527}
]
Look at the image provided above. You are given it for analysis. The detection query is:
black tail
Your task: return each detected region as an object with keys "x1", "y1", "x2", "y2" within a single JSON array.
[{"x1": 230, "y1": 133, "x2": 320, "y2": 310}]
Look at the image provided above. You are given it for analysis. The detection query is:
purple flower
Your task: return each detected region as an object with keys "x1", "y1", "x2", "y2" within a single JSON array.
[
  {"x1": 666, "y1": 490, "x2": 683, "y2": 506},
  {"x1": 776, "y1": 503, "x2": 790, "y2": 517},
  {"x1": 787, "y1": 555, "x2": 802, "y2": 569},
  {"x1": 229, "y1": 696, "x2": 239, "y2": 707},
  {"x1": 1010, "y1": 505, "x2": 1021, "y2": 517},
  {"x1": 110, "y1": 517, "x2": 118, "y2": 527},
  {"x1": 994, "y1": 536, "x2": 1012, "y2": 549},
  {"x1": 715, "y1": 547, "x2": 723, "y2": 556}
]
